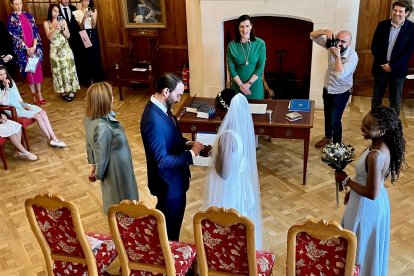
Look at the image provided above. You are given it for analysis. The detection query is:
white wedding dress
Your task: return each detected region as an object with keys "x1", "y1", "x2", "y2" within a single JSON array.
[{"x1": 203, "y1": 94, "x2": 263, "y2": 249}]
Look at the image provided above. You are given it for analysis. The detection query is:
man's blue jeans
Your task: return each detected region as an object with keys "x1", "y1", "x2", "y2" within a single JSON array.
[
  {"x1": 372, "y1": 72, "x2": 405, "y2": 115},
  {"x1": 323, "y1": 88, "x2": 351, "y2": 144}
]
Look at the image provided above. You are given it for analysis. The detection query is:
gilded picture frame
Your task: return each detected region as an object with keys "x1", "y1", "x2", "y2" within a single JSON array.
[{"x1": 121, "y1": 0, "x2": 167, "y2": 28}]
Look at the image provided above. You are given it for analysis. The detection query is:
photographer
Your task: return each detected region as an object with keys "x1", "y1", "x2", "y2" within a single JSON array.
[{"x1": 310, "y1": 29, "x2": 359, "y2": 148}]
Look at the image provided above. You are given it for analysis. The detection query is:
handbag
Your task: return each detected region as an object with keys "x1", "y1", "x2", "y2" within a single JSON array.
[
  {"x1": 79, "y1": 30, "x2": 93, "y2": 48},
  {"x1": 25, "y1": 55, "x2": 40, "y2": 73}
]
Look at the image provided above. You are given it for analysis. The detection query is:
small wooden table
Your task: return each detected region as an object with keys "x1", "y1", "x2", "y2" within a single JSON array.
[{"x1": 176, "y1": 97, "x2": 314, "y2": 184}]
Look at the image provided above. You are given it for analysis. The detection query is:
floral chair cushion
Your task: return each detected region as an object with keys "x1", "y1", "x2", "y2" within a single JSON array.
[
  {"x1": 201, "y1": 219, "x2": 275, "y2": 275},
  {"x1": 53, "y1": 233, "x2": 117, "y2": 275},
  {"x1": 32, "y1": 205, "x2": 117, "y2": 275},
  {"x1": 295, "y1": 232, "x2": 359, "y2": 276},
  {"x1": 116, "y1": 212, "x2": 197, "y2": 275},
  {"x1": 33, "y1": 205, "x2": 84, "y2": 257}
]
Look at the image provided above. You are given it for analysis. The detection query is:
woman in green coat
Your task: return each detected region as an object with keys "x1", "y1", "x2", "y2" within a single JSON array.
[
  {"x1": 227, "y1": 14, "x2": 266, "y2": 99},
  {"x1": 84, "y1": 82, "x2": 139, "y2": 214}
]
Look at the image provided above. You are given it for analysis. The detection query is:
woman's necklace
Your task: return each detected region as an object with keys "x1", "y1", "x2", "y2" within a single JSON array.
[{"x1": 240, "y1": 40, "x2": 251, "y2": 66}]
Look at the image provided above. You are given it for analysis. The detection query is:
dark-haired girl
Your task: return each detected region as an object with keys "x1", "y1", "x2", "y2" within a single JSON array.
[
  {"x1": 335, "y1": 105, "x2": 406, "y2": 276},
  {"x1": 43, "y1": 4, "x2": 79, "y2": 102},
  {"x1": 73, "y1": 0, "x2": 104, "y2": 83}
]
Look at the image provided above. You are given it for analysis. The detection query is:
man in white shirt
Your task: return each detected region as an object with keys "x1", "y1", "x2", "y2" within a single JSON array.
[{"x1": 310, "y1": 29, "x2": 359, "y2": 148}]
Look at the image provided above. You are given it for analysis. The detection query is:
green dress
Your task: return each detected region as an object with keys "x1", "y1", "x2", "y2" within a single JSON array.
[
  {"x1": 84, "y1": 113, "x2": 139, "y2": 214},
  {"x1": 48, "y1": 22, "x2": 80, "y2": 93},
  {"x1": 227, "y1": 37, "x2": 266, "y2": 99}
]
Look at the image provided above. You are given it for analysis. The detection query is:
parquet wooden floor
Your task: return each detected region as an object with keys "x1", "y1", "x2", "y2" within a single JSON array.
[{"x1": 1, "y1": 80, "x2": 413, "y2": 275}]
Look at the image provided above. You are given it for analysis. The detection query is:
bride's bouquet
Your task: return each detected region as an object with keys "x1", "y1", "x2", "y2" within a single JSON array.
[{"x1": 321, "y1": 142, "x2": 355, "y2": 205}]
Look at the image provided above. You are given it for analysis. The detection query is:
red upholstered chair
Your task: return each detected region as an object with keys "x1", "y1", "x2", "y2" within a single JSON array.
[
  {"x1": 287, "y1": 219, "x2": 359, "y2": 276},
  {"x1": 25, "y1": 193, "x2": 118, "y2": 275},
  {"x1": 0, "y1": 105, "x2": 21, "y2": 169},
  {"x1": 193, "y1": 206, "x2": 275, "y2": 276},
  {"x1": 0, "y1": 104, "x2": 35, "y2": 151},
  {"x1": 0, "y1": 136, "x2": 7, "y2": 169},
  {"x1": 107, "y1": 200, "x2": 197, "y2": 275},
  {"x1": 17, "y1": 116, "x2": 36, "y2": 151}
]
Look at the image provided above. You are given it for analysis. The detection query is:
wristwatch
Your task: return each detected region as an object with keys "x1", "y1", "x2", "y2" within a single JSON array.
[{"x1": 248, "y1": 80, "x2": 253, "y2": 85}]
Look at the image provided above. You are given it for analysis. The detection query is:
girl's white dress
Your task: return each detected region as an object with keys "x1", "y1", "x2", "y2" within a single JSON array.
[{"x1": 0, "y1": 119, "x2": 21, "y2": 137}]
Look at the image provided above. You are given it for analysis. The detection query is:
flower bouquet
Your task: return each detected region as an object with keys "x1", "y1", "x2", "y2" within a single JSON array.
[{"x1": 321, "y1": 142, "x2": 356, "y2": 205}]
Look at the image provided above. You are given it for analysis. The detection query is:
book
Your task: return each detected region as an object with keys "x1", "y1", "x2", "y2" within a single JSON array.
[
  {"x1": 185, "y1": 101, "x2": 206, "y2": 113},
  {"x1": 285, "y1": 111, "x2": 303, "y2": 122},
  {"x1": 193, "y1": 132, "x2": 217, "y2": 166},
  {"x1": 196, "y1": 105, "x2": 216, "y2": 119},
  {"x1": 288, "y1": 99, "x2": 310, "y2": 112}
]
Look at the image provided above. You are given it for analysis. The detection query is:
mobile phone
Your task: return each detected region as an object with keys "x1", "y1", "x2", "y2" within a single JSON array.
[{"x1": 57, "y1": 15, "x2": 63, "y2": 22}]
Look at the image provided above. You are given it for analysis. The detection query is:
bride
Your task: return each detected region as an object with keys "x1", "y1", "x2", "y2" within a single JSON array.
[{"x1": 203, "y1": 88, "x2": 263, "y2": 249}]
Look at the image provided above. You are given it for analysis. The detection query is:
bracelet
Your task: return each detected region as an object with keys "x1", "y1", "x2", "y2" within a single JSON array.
[{"x1": 341, "y1": 176, "x2": 350, "y2": 190}]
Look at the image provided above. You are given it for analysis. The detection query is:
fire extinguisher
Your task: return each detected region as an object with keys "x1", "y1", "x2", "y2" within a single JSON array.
[{"x1": 181, "y1": 64, "x2": 190, "y2": 92}]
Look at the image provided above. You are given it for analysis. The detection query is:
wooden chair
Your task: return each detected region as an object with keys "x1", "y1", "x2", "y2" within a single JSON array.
[
  {"x1": 0, "y1": 136, "x2": 7, "y2": 170},
  {"x1": 287, "y1": 219, "x2": 359, "y2": 276},
  {"x1": 25, "y1": 193, "x2": 118, "y2": 275},
  {"x1": 193, "y1": 206, "x2": 275, "y2": 275},
  {"x1": 0, "y1": 104, "x2": 35, "y2": 151},
  {"x1": 107, "y1": 200, "x2": 197, "y2": 275},
  {"x1": 17, "y1": 116, "x2": 36, "y2": 151},
  {"x1": 0, "y1": 105, "x2": 22, "y2": 169}
]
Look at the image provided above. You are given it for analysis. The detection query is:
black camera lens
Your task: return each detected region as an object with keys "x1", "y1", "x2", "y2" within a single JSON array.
[{"x1": 325, "y1": 38, "x2": 340, "y2": 48}]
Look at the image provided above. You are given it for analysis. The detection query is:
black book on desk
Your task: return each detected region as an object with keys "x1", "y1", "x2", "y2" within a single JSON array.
[
  {"x1": 185, "y1": 101, "x2": 206, "y2": 113},
  {"x1": 196, "y1": 105, "x2": 216, "y2": 119},
  {"x1": 288, "y1": 99, "x2": 310, "y2": 112}
]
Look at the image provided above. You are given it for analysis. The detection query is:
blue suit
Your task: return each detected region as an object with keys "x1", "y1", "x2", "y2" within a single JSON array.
[
  {"x1": 140, "y1": 101, "x2": 193, "y2": 241},
  {"x1": 371, "y1": 19, "x2": 414, "y2": 114}
]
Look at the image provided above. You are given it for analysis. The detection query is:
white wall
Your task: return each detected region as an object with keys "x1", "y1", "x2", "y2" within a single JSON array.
[{"x1": 186, "y1": 0, "x2": 360, "y2": 108}]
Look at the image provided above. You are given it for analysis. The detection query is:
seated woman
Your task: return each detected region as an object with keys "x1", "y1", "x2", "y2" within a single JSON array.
[
  {"x1": 0, "y1": 66, "x2": 66, "y2": 147},
  {"x1": 0, "y1": 110, "x2": 37, "y2": 161},
  {"x1": 203, "y1": 88, "x2": 263, "y2": 249}
]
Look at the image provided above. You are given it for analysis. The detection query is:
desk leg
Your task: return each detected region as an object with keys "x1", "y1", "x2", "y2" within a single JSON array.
[
  {"x1": 119, "y1": 86, "x2": 123, "y2": 101},
  {"x1": 303, "y1": 133, "x2": 310, "y2": 185}
]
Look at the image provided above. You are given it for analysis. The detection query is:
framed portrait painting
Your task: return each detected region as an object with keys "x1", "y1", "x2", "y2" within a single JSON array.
[{"x1": 121, "y1": 0, "x2": 167, "y2": 28}]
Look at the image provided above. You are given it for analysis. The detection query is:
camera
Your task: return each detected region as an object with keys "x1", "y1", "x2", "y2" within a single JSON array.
[
  {"x1": 57, "y1": 15, "x2": 63, "y2": 22},
  {"x1": 325, "y1": 38, "x2": 340, "y2": 48}
]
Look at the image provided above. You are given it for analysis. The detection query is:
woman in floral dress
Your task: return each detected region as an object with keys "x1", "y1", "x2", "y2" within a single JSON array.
[
  {"x1": 43, "y1": 4, "x2": 79, "y2": 102},
  {"x1": 8, "y1": 0, "x2": 45, "y2": 105}
]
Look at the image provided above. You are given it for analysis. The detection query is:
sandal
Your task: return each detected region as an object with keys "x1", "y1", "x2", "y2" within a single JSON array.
[
  {"x1": 38, "y1": 99, "x2": 46, "y2": 105},
  {"x1": 61, "y1": 94, "x2": 69, "y2": 101},
  {"x1": 67, "y1": 93, "x2": 75, "y2": 102}
]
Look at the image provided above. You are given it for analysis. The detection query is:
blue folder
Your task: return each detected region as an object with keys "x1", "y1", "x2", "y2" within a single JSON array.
[{"x1": 288, "y1": 99, "x2": 310, "y2": 112}]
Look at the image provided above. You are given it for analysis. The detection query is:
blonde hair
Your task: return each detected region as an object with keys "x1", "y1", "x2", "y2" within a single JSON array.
[{"x1": 85, "y1": 82, "x2": 113, "y2": 119}]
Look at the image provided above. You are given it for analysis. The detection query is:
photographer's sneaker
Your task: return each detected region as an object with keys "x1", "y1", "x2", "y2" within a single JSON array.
[
  {"x1": 50, "y1": 139, "x2": 67, "y2": 148},
  {"x1": 315, "y1": 137, "x2": 331, "y2": 148}
]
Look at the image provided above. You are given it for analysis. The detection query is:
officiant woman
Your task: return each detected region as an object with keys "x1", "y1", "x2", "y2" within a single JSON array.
[
  {"x1": 226, "y1": 14, "x2": 266, "y2": 99},
  {"x1": 8, "y1": 0, "x2": 45, "y2": 105}
]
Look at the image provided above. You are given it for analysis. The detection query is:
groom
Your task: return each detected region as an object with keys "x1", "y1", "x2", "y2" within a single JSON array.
[{"x1": 140, "y1": 73, "x2": 204, "y2": 241}]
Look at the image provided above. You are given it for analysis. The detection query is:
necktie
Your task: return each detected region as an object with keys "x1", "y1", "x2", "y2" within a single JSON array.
[
  {"x1": 63, "y1": 7, "x2": 70, "y2": 22},
  {"x1": 166, "y1": 109, "x2": 176, "y2": 126}
]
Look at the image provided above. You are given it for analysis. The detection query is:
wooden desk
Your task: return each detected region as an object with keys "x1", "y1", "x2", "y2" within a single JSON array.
[{"x1": 176, "y1": 97, "x2": 314, "y2": 184}]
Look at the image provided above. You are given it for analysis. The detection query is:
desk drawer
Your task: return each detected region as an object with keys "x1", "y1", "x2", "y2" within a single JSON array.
[
  {"x1": 179, "y1": 123, "x2": 219, "y2": 134},
  {"x1": 272, "y1": 128, "x2": 309, "y2": 139},
  {"x1": 254, "y1": 126, "x2": 272, "y2": 136}
]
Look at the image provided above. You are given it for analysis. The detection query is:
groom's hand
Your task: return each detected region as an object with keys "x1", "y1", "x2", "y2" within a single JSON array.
[{"x1": 191, "y1": 141, "x2": 204, "y2": 156}]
